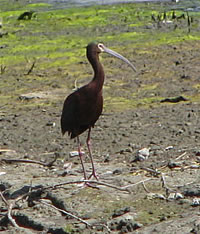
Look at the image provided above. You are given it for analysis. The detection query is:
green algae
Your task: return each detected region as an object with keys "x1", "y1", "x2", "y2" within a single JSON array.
[
  {"x1": 1, "y1": 4, "x2": 199, "y2": 68},
  {"x1": 26, "y1": 3, "x2": 52, "y2": 9},
  {"x1": 1, "y1": 1, "x2": 200, "y2": 111}
]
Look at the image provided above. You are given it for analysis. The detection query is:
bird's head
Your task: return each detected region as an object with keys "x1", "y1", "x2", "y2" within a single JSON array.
[{"x1": 87, "y1": 42, "x2": 136, "y2": 72}]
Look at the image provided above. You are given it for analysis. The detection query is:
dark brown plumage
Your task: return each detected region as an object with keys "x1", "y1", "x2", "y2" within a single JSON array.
[
  {"x1": 61, "y1": 42, "x2": 136, "y2": 182},
  {"x1": 61, "y1": 42, "x2": 104, "y2": 139}
]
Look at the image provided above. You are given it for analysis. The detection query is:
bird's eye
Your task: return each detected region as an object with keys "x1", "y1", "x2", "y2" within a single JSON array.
[{"x1": 98, "y1": 43, "x2": 105, "y2": 52}]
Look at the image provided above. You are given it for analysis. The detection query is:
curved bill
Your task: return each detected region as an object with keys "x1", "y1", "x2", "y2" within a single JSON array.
[{"x1": 102, "y1": 45, "x2": 136, "y2": 72}]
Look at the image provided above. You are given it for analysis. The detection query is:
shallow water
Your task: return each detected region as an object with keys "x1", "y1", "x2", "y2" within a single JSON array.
[{"x1": 33, "y1": 0, "x2": 200, "y2": 11}]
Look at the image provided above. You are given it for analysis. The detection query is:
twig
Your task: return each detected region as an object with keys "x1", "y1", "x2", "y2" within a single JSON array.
[
  {"x1": 142, "y1": 181, "x2": 150, "y2": 193},
  {"x1": 0, "y1": 191, "x2": 9, "y2": 206},
  {"x1": 121, "y1": 178, "x2": 155, "y2": 189},
  {"x1": 8, "y1": 203, "x2": 19, "y2": 228},
  {"x1": 0, "y1": 191, "x2": 20, "y2": 228},
  {"x1": 46, "y1": 180, "x2": 130, "y2": 193},
  {"x1": 175, "y1": 152, "x2": 187, "y2": 161},
  {"x1": 73, "y1": 79, "x2": 78, "y2": 90},
  {"x1": 161, "y1": 173, "x2": 174, "y2": 196},
  {"x1": 2, "y1": 153, "x2": 58, "y2": 167},
  {"x1": 140, "y1": 167, "x2": 161, "y2": 176},
  {"x1": 0, "y1": 149, "x2": 16, "y2": 153},
  {"x1": 38, "y1": 200, "x2": 92, "y2": 227},
  {"x1": 25, "y1": 60, "x2": 36, "y2": 75}
]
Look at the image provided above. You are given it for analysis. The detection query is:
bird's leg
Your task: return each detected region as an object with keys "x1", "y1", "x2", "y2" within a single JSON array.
[
  {"x1": 77, "y1": 136, "x2": 98, "y2": 189},
  {"x1": 87, "y1": 128, "x2": 98, "y2": 180},
  {"x1": 77, "y1": 136, "x2": 87, "y2": 180}
]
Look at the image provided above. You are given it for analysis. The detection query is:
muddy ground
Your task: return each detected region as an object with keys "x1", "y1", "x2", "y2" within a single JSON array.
[{"x1": 1, "y1": 2, "x2": 200, "y2": 234}]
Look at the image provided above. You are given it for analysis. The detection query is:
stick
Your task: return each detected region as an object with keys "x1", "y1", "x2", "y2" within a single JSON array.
[
  {"x1": 140, "y1": 167, "x2": 161, "y2": 176},
  {"x1": 25, "y1": 60, "x2": 36, "y2": 75},
  {"x1": 175, "y1": 152, "x2": 187, "y2": 161},
  {"x1": 161, "y1": 173, "x2": 174, "y2": 196},
  {"x1": 121, "y1": 178, "x2": 155, "y2": 189},
  {"x1": 38, "y1": 200, "x2": 92, "y2": 227},
  {"x1": 0, "y1": 149, "x2": 16, "y2": 153},
  {"x1": 142, "y1": 181, "x2": 150, "y2": 193},
  {"x1": 0, "y1": 191, "x2": 9, "y2": 206},
  {"x1": 8, "y1": 203, "x2": 20, "y2": 228},
  {"x1": 46, "y1": 180, "x2": 130, "y2": 193},
  {"x1": 0, "y1": 191, "x2": 20, "y2": 228},
  {"x1": 2, "y1": 153, "x2": 58, "y2": 167}
]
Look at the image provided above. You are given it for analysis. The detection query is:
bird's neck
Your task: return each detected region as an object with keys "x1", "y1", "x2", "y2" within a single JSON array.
[{"x1": 88, "y1": 54, "x2": 105, "y2": 92}]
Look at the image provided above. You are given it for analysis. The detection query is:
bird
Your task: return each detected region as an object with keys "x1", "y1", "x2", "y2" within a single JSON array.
[{"x1": 61, "y1": 42, "x2": 136, "y2": 183}]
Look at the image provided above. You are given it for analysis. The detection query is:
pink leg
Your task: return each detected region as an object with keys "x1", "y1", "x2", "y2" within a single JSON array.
[
  {"x1": 87, "y1": 128, "x2": 98, "y2": 180},
  {"x1": 77, "y1": 136, "x2": 87, "y2": 180}
]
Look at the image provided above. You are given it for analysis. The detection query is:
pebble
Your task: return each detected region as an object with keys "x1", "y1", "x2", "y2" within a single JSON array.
[
  {"x1": 165, "y1": 145, "x2": 174, "y2": 150},
  {"x1": 168, "y1": 160, "x2": 182, "y2": 168},
  {"x1": 195, "y1": 150, "x2": 200, "y2": 156},
  {"x1": 146, "y1": 193, "x2": 166, "y2": 200},
  {"x1": 168, "y1": 192, "x2": 184, "y2": 200},
  {"x1": 69, "y1": 151, "x2": 85, "y2": 157},
  {"x1": 136, "y1": 147, "x2": 150, "y2": 161},
  {"x1": 46, "y1": 122, "x2": 56, "y2": 127},
  {"x1": 104, "y1": 154, "x2": 110, "y2": 162},
  {"x1": 192, "y1": 198, "x2": 200, "y2": 206},
  {"x1": 113, "y1": 168, "x2": 123, "y2": 175},
  {"x1": 0, "y1": 172, "x2": 6, "y2": 176}
]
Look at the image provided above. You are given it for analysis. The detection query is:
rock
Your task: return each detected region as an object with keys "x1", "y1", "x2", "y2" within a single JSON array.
[
  {"x1": 165, "y1": 145, "x2": 174, "y2": 150},
  {"x1": 146, "y1": 193, "x2": 166, "y2": 200},
  {"x1": 191, "y1": 219, "x2": 200, "y2": 233},
  {"x1": 0, "y1": 182, "x2": 11, "y2": 192},
  {"x1": 182, "y1": 185, "x2": 200, "y2": 197},
  {"x1": 168, "y1": 192, "x2": 184, "y2": 200},
  {"x1": 168, "y1": 160, "x2": 182, "y2": 168},
  {"x1": 104, "y1": 154, "x2": 110, "y2": 162},
  {"x1": 0, "y1": 172, "x2": 6, "y2": 176},
  {"x1": 74, "y1": 223, "x2": 86, "y2": 231},
  {"x1": 136, "y1": 148, "x2": 150, "y2": 161},
  {"x1": 159, "y1": 215, "x2": 167, "y2": 221},
  {"x1": 124, "y1": 147, "x2": 133, "y2": 153},
  {"x1": 48, "y1": 227, "x2": 68, "y2": 233},
  {"x1": 178, "y1": 199, "x2": 191, "y2": 205},
  {"x1": 69, "y1": 151, "x2": 85, "y2": 157},
  {"x1": 112, "y1": 207, "x2": 130, "y2": 218},
  {"x1": 116, "y1": 219, "x2": 143, "y2": 233},
  {"x1": 19, "y1": 93, "x2": 43, "y2": 100},
  {"x1": 190, "y1": 165, "x2": 200, "y2": 169},
  {"x1": 192, "y1": 198, "x2": 200, "y2": 206},
  {"x1": 63, "y1": 162, "x2": 72, "y2": 172},
  {"x1": 119, "y1": 147, "x2": 133, "y2": 154},
  {"x1": 113, "y1": 168, "x2": 123, "y2": 175},
  {"x1": 46, "y1": 122, "x2": 56, "y2": 127}
]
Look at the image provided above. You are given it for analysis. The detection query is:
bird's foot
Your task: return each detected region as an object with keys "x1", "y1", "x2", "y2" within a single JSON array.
[
  {"x1": 77, "y1": 180, "x2": 99, "y2": 189},
  {"x1": 88, "y1": 171, "x2": 99, "y2": 181},
  {"x1": 84, "y1": 181, "x2": 99, "y2": 189}
]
